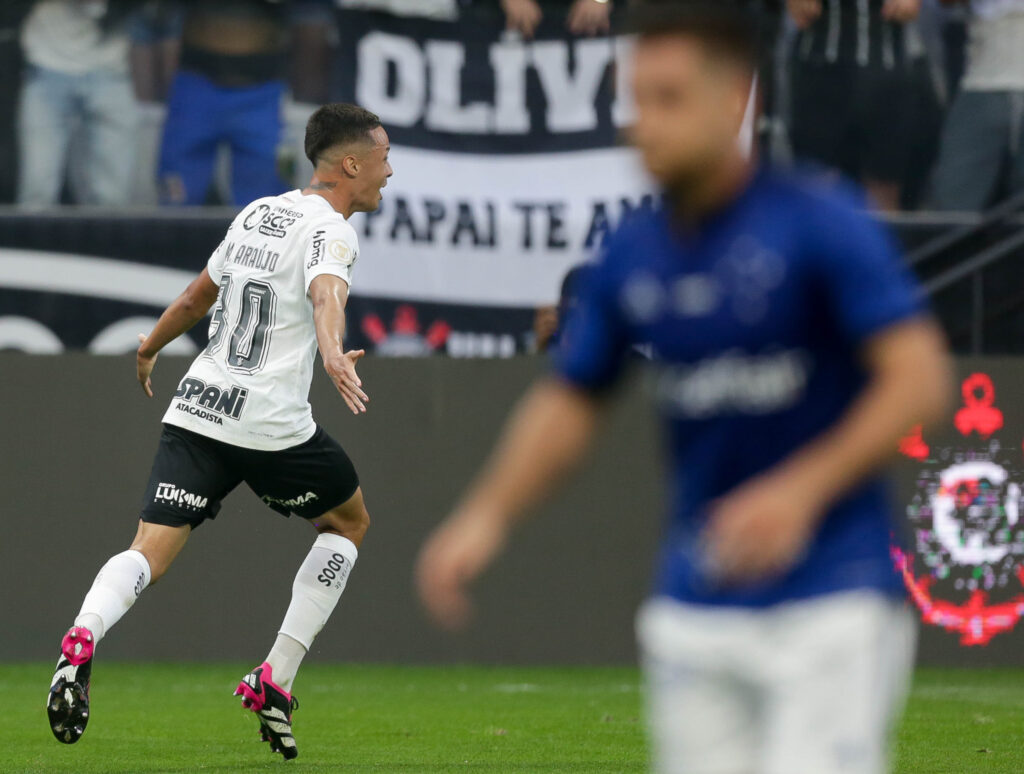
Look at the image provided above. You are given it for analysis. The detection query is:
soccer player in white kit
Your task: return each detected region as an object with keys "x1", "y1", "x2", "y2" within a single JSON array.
[{"x1": 47, "y1": 104, "x2": 392, "y2": 760}]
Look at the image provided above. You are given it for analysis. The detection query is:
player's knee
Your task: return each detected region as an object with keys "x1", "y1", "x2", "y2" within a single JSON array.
[{"x1": 315, "y1": 505, "x2": 369, "y2": 546}]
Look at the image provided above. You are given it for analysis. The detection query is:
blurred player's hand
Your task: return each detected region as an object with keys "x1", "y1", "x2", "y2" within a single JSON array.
[
  {"x1": 702, "y1": 473, "x2": 822, "y2": 585},
  {"x1": 137, "y1": 333, "x2": 158, "y2": 398},
  {"x1": 325, "y1": 349, "x2": 369, "y2": 415},
  {"x1": 787, "y1": 0, "x2": 822, "y2": 29},
  {"x1": 533, "y1": 306, "x2": 559, "y2": 352},
  {"x1": 567, "y1": 0, "x2": 611, "y2": 36},
  {"x1": 502, "y1": 0, "x2": 543, "y2": 38},
  {"x1": 416, "y1": 508, "x2": 510, "y2": 630},
  {"x1": 881, "y1": 0, "x2": 921, "y2": 22}
]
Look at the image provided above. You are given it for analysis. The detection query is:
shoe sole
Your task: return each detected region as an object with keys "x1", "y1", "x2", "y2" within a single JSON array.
[
  {"x1": 258, "y1": 719, "x2": 298, "y2": 760},
  {"x1": 48, "y1": 676, "x2": 89, "y2": 744}
]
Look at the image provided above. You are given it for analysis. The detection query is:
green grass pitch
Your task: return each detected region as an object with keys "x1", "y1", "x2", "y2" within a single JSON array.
[{"x1": 5, "y1": 664, "x2": 1024, "y2": 773}]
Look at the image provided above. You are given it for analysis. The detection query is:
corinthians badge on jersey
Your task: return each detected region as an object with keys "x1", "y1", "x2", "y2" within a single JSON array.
[{"x1": 894, "y1": 370, "x2": 1024, "y2": 646}]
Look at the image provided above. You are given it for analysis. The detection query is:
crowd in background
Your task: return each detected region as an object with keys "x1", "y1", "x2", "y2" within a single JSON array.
[{"x1": 1, "y1": 0, "x2": 1023, "y2": 211}]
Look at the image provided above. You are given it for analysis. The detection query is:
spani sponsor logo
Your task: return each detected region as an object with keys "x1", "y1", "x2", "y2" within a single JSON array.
[
  {"x1": 154, "y1": 482, "x2": 209, "y2": 511},
  {"x1": 173, "y1": 377, "x2": 248, "y2": 424}
]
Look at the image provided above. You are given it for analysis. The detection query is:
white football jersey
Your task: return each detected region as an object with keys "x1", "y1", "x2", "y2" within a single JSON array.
[{"x1": 162, "y1": 190, "x2": 359, "y2": 450}]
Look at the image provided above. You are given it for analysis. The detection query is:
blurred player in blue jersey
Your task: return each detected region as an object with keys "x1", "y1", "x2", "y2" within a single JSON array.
[{"x1": 417, "y1": 4, "x2": 952, "y2": 773}]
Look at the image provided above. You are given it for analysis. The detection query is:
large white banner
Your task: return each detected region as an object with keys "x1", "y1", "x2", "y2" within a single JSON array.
[
  {"x1": 350, "y1": 146, "x2": 655, "y2": 306},
  {"x1": 336, "y1": 7, "x2": 655, "y2": 308}
]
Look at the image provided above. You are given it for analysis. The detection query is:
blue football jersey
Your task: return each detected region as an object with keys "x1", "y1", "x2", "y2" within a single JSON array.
[{"x1": 554, "y1": 167, "x2": 924, "y2": 607}]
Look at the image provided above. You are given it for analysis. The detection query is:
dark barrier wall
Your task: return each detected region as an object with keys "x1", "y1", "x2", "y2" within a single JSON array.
[
  {"x1": 1, "y1": 355, "x2": 661, "y2": 665},
  {"x1": 4, "y1": 355, "x2": 1024, "y2": 666}
]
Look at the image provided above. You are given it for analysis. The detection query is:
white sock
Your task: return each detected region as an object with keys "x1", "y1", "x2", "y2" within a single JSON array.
[
  {"x1": 266, "y1": 633, "x2": 307, "y2": 693},
  {"x1": 268, "y1": 533, "x2": 358, "y2": 691},
  {"x1": 74, "y1": 549, "x2": 152, "y2": 643}
]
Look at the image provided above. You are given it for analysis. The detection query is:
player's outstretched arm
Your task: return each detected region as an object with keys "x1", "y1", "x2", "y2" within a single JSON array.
[
  {"x1": 417, "y1": 377, "x2": 603, "y2": 629},
  {"x1": 137, "y1": 269, "x2": 220, "y2": 397},
  {"x1": 704, "y1": 317, "x2": 953, "y2": 584},
  {"x1": 310, "y1": 274, "x2": 369, "y2": 415}
]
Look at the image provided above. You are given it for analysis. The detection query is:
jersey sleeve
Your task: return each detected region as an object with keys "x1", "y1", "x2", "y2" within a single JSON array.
[
  {"x1": 303, "y1": 220, "x2": 359, "y2": 293},
  {"x1": 813, "y1": 198, "x2": 925, "y2": 344},
  {"x1": 206, "y1": 236, "x2": 231, "y2": 284},
  {"x1": 552, "y1": 246, "x2": 631, "y2": 394}
]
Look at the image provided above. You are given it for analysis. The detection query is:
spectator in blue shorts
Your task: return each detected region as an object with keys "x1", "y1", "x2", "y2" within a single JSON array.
[{"x1": 158, "y1": 0, "x2": 296, "y2": 206}]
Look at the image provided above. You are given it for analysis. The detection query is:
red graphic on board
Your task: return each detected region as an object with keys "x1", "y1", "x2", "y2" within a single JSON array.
[
  {"x1": 361, "y1": 305, "x2": 451, "y2": 356},
  {"x1": 894, "y1": 548, "x2": 1024, "y2": 646},
  {"x1": 954, "y1": 372, "x2": 1003, "y2": 438},
  {"x1": 898, "y1": 424, "x2": 929, "y2": 461}
]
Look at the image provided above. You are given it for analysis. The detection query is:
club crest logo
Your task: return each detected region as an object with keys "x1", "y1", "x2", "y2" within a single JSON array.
[{"x1": 895, "y1": 372, "x2": 1024, "y2": 645}]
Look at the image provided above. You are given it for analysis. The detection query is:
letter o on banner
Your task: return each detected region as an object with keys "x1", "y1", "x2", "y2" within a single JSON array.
[
  {"x1": 357, "y1": 32, "x2": 425, "y2": 127},
  {"x1": 0, "y1": 316, "x2": 64, "y2": 353},
  {"x1": 89, "y1": 317, "x2": 199, "y2": 355}
]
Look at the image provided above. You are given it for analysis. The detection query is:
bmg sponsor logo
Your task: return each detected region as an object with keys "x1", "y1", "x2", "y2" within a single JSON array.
[
  {"x1": 173, "y1": 377, "x2": 248, "y2": 425},
  {"x1": 307, "y1": 229, "x2": 326, "y2": 269},
  {"x1": 154, "y1": 482, "x2": 209, "y2": 512}
]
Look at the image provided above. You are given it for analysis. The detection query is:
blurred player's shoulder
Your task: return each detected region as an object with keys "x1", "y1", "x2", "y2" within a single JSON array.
[
  {"x1": 594, "y1": 195, "x2": 667, "y2": 273},
  {"x1": 759, "y1": 163, "x2": 879, "y2": 224}
]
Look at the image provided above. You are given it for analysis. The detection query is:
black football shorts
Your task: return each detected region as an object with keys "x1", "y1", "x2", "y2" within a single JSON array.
[{"x1": 139, "y1": 423, "x2": 360, "y2": 529}]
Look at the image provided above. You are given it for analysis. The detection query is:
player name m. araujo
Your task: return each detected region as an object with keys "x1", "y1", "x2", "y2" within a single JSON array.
[
  {"x1": 172, "y1": 376, "x2": 249, "y2": 425},
  {"x1": 224, "y1": 241, "x2": 282, "y2": 272}
]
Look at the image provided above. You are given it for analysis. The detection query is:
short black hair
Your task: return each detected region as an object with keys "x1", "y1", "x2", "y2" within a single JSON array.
[
  {"x1": 626, "y1": 2, "x2": 759, "y2": 70},
  {"x1": 304, "y1": 103, "x2": 382, "y2": 167}
]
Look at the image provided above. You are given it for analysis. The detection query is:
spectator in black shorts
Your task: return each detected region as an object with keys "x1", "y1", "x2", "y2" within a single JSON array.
[{"x1": 787, "y1": 0, "x2": 923, "y2": 210}]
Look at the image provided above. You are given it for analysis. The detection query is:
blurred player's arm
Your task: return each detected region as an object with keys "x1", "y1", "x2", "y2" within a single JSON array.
[
  {"x1": 310, "y1": 274, "x2": 368, "y2": 416},
  {"x1": 136, "y1": 268, "x2": 220, "y2": 397},
  {"x1": 706, "y1": 317, "x2": 952, "y2": 583},
  {"x1": 417, "y1": 377, "x2": 604, "y2": 629}
]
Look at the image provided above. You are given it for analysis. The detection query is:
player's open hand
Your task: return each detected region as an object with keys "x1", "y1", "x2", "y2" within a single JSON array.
[
  {"x1": 702, "y1": 473, "x2": 823, "y2": 585},
  {"x1": 502, "y1": 0, "x2": 543, "y2": 38},
  {"x1": 137, "y1": 333, "x2": 158, "y2": 398},
  {"x1": 416, "y1": 508, "x2": 509, "y2": 630},
  {"x1": 326, "y1": 349, "x2": 369, "y2": 415}
]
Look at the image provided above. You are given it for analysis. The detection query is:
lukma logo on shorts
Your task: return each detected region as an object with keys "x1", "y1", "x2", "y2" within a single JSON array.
[
  {"x1": 154, "y1": 482, "x2": 208, "y2": 511},
  {"x1": 262, "y1": 491, "x2": 318, "y2": 510},
  {"x1": 173, "y1": 377, "x2": 248, "y2": 424}
]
